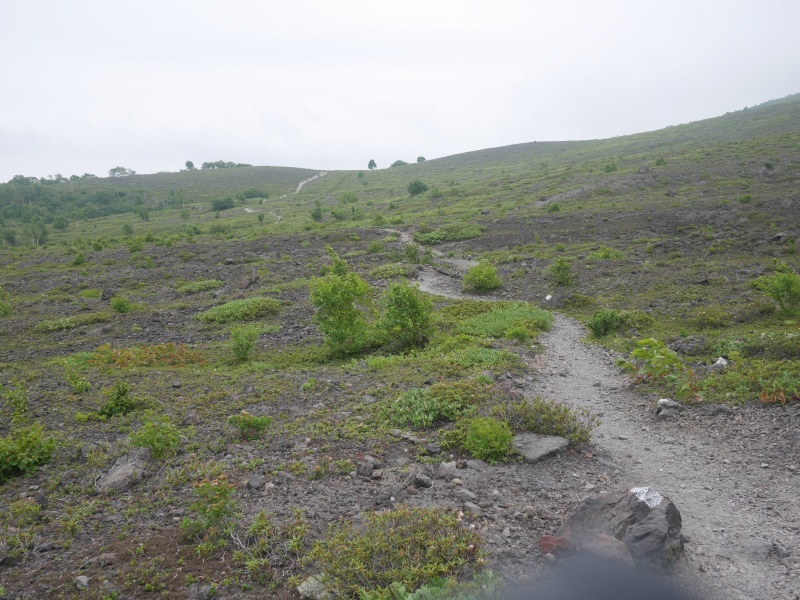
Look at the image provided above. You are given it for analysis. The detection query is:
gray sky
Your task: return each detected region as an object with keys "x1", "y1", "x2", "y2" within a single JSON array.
[{"x1": 1, "y1": 0, "x2": 799, "y2": 181}]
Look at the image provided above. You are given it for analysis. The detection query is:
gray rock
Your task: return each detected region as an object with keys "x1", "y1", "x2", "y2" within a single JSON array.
[
  {"x1": 171, "y1": 380, "x2": 181, "y2": 388},
  {"x1": 463, "y1": 502, "x2": 482, "y2": 516},
  {"x1": 274, "y1": 471, "x2": 294, "y2": 485},
  {"x1": 297, "y1": 575, "x2": 330, "y2": 599},
  {"x1": 247, "y1": 475, "x2": 265, "y2": 490},
  {"x1": 512, "y1": 433, "x2": 569, "y2": 463},
  {"x1": 384, "y1": 451, "x2": 409, "y2": 467},
  {"x1": 668, "y1": 336, "x2": 707, "y2": 357},
  {"x1": 189, "y1": 584, "x2": 215, "y2": 600},
  {"x1": 424, "y1": 442, "x2": 441, "y2": 455},
  {"x1": 437, "y1": 461, "x2": 458, "y2": 481},
  {"x1": 709, "y1": 357, "x2": 729, "y2": 370},
  {"x1": 558, "y1": 487, "x2": 683, "y2": 559},
  {"x1": 182, "y1": 409, "x2": 202, "y2": 426},
  {"x1": 415, "y1": 473, "x2": 433, "y2": 488},
  {"x1": 362, "y1": 394, "x2": 378, "y2": 404},
  {"x1": 454, "y1": 488, "x2": 477, "y2": 502},
  {"x1": 96, "y1": 448, "x2": 151, "y2": 493},
  {"x1": 465, "y1": 459, "x2": 490, "y2": 470},
  {"x1": 655, "y1": 407, "x2": 681, "y2": 420},
  {"x1": 75, "y1": 575, "x2": 90, "y2": 590},
  {"x1": 656, "y1": 398, "x2": 685, "y2": 412},
  {"x1": 356, "y1": 462, "x2": 374, "y2": 478}
]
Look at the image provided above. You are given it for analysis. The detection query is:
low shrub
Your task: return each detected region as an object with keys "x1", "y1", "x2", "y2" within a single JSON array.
[
  {"x1": 234, "y1": 509, "x2": 308, "y2": 584},
  {"x1": 464, "y1": 417, "x2": 513, "y2": 463},
  {"x1": 493, "y1": 398, "x2": 598, "y2": 444},
  {"x1": 228, "y1": 411, "x2": 273, "y2": 440},
  {"x1": 463, "y1": 262, "x2": 502, "y2": 293},
  {"x1": 700, "y1": 358, "x2": 800, "y2": 405},
  {"x1": 89, "y1": 343, "x2": 204, "y2": 368},
  {"x1": 386, "y1": 380, "x2": 494, "y2": 428},
  {"x1": 370, "y1": 263, "x2": 415, "y2": 279},
  {"x1": 130, "y1": 416, "x2": 180, "y2": 459},
  {"x1": 690, "y1": 305, "x2": 732, "y2": 330},
  {"x1": 458, "y1": 303, "x2": 552, "y2": 339},
  {"x1": 616, "y1": 338, "x2": 696, "y2": 400},
  {"x1": 587, "y1": 309, "x2": 629, "y2": 337},
  {"x1": 177, "y1": 279, "x2": 224, "y2": 293},
  {"x1": 0, "y1": 425, "x2": 57, "y2": 483},
  {"x1": 414, "y1": 224, "x2": 483, "y2": 245},
  {"x1": 110, "y1": 296, "x2": 136, "y2": 313},
  {"x1": 34, "y1": 312, "x2": 111, "y2": 333},
  {"x1": 181, "y1": 475, "x2": 238, "y2": 540},
  {"x1": 407, "y1": 180, "x2": 429, "y2": 196},
  {"x1": 587, "y1": 246, "x2": 624, "y2": 260},
  {"x1": 197, "y1": 296, "x2": 281, "y2": 323},
  {"x1": 378, "y1": 282, "x2": 433, "y2": 349},
  {"x1": 305, "y1": 506, "x2": 483, "y2": 598}
]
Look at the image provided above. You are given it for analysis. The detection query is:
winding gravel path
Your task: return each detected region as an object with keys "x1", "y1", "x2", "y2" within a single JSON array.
[{"x1": 414, "y1": 252, "x2": 800, "y2": 599}]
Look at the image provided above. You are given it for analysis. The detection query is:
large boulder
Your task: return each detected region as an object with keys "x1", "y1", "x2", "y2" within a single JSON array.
[
  {"x1": 557, "y1": 487, "x2": 683, "y2": 560},
  {"x1": 95, "y1": 448, "x2": 151, "y2": 493}
]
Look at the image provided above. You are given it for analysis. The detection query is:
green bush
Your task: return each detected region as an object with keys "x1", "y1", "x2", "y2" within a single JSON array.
[
  {"x1": 414, "y1": 224, "x2": 484, "y2": 245},
  {"x1": 211, "y1": 198, "x2": 235, "y2": 211},
  {"x1": 97, "y1": 382, "x2": 139, "y2": 418},
  {"x1": 387, "y1": 380, "x2": 493, "y2": 428},
  {"x1": 110, "y1": 296, "x2": 135, "y2": 313},
  {"x1": 305, "y1": 506, "x2": 483, "y2": 599},
  {"x1": 72, "y1": 252, "x2": 87, "y2": 266},
  {"x1": 547, "y1": 257, "x2": 575, "y2": 286},
  {"x1": 177, "y1": 279, "x2": 224, "y2": 293},
  {"x1": 368, "y1": 241, "x2": 385, "y2": 254},
  {"x1": 690, "y1": 305, "x2": 732, "y2": 329},
  {"x1": 197, "y1": 297, "x2": 281, "y2": 323},
  {"x1": 493, "y1": 398, "x2": 598, "y2": 444},
  {"x1": 229, "y1": 324, "x2": 262, "y2": 362},
  {"x1": 463, "y1": 262, "x2": 502, "y2": 293},
  {"x1": 752, "y1": 271, "x2": 800, "y2": 316},
  {"x1": 0, "y1": 425, "x2": 57, "y2": 483},
  {"x1": 227, "y1": 411, "x2": 273, "y2": 440},
  {"x1": 587, "y1": 309, "x2": 629, "y2": 337},
  {"x1": 458, "y1": 303, "x2": 552, "y2": 339},
  {"x1": 464, "y1": 418, "x2": 513, "y2": 463},
  {"x1": 616, "y1": 338, "x2": 695, "y2": 400},
  {"x1": 379, "y1": 282, "x2": 433, "y2": 349},
  {"x1": 407, "y1": 180, "x2": 429, "y2": 196},
  {"x1": 130, "y1": 416, "x2": 180, "y2": 459},
  {"x1": 370, "y1": 263, "x2": 415, "y2": 279},
  {"x1": 310, "y1": 247, "x2": 374, "y2": 356},
  {"x1": 0, "y1": 301, "x2": 11, "y2": 318}
]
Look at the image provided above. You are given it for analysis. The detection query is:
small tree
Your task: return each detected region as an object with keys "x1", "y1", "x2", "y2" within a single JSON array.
[
  {"x1": 753, "y1": 271, "x2": 800, "y2": 316},
  {"x1": 391, "y1": 159, "x2": 408, "y2": 168},
  {"x1": 368, "y1": 159, "x2": 377, "y2": 170},
  {"x1": 407, "y1": 180, "x2": 429, "y2": 196},
  {"x1": 417, "y1": 156, "x2": 426, "y2": 163},
  {"x1": 463, "y1": 262, "x2": 502, "y2": 292},
  {"x1": 379, "y1": 282, "x2": 433, "y2": 349},
  {"x1": 52, "y1": 216, "x2": 69, "y2": 231},
  {"x1": 185, "y1": 160, "x2": 195, "y2": 171},
  {"x1": 310, "y1": 247, "x2": 373, "y2": 356},
  {"x1": 108, "y1": 166, "x2": 136, "y2": 177}
]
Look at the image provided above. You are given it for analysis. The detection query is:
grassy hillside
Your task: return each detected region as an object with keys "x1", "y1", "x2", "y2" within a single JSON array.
[{"x1": 0, "y1": 93, "x2": 798, "y2": 598}]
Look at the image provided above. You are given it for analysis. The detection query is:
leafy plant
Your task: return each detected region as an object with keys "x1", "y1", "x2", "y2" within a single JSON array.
[
  {"x1": 130, "y1": 416, "x2": 180, "y2": 459},
  {"x1": 197, "y1": 296, "x2": 281, "y2": 323},
  {"x1": 752, "y1": 271, "x2": 800, "y2": 316},
  {"x1": 97, "y1": 382, "x2": 139, "y2": 418},
  {"x1": 379, "y1": 282, "x2": 434, "y2": 349},
  {"x1": 310, "y1": 247, "x2": 374, "y2": 356},
  {"x1": 2, "y1": 382, "x2": 28, "y2": 427},
  {"x1": 234, "y1": 509, "x2": 309, "y2": 584},
  {"x1": 227, "y1": 411, "x2": 273, "y2": 440},
  {"x1": 63, "y1": 364, "x2": 91, "y2": 393},
  {"x1": 587, "y1": 246, "x2": 624, "y2": 260},
  {"x1": 305, "y1": 506, "x2": 483, "y2": 599},
  {"x1": 457, "y1": 303, "x2": 552, "y2": 339},
  {"x1": 0, "y1": 425, "x2": 57, "y2": 483},
  {"x1": 229, "y1": 324, "x2": 263, "y2": 362},
  {"x1": 464, "y1": 418, "x2": 513, "y2": 463},
  {"x1": 616, "y1": 338, "x2": 696, "y2": 400},
  {"x1": 181, "y1": 475, "x2": 238, "y2": 541},
  {"x1": 370, "y1": 263, "x2": 415, "y2": 279},
  {"x1": 387, "y1": 380, "x2": 493, "y2": 428},
  {"x1": 414, "y1": 224, "x2": 483, "y2": 245},
  {"x1": 587, "y1": 309, "x2": 629, "y2": 337},
  {"x1": 463, "y1": 262, "x2": 502, "y2": 293}
]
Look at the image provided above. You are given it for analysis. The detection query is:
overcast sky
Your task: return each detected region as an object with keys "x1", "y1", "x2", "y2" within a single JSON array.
[{"x1": 1, "y1": 0, "x2": 799, "y2": 181}]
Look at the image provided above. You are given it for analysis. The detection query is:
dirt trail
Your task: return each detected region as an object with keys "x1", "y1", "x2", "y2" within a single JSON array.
[
  {"x1": 296, "y1": 171, "x2": 327, "y2": 193},
  {"x1": 416, "y1": 262, "x2": 800, "y2": 599}
]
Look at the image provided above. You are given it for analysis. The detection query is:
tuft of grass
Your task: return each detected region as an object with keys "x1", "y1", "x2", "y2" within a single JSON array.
[
  {"x1": 457, "y1": 303, "x2": 552, "y2": 339},
  {"x1": 492, "y1": 397, "x2": 599, "y2": 444},
  {"x1": 34, "y1": 312, "x2": 111, "y2": 333},
  {"x1": 177, "y1": 279, "x2": 224, "y2": 293},
  {"x1": 414, "y1": 224, "x2": 484, "y2": 245},
  {"x1": 197, "y1": 296, "x2": 281, "y2": 323}
]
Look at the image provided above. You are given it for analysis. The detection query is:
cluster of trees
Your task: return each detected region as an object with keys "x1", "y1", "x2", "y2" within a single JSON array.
[
  {"x1": 190, "y1": 160, "x2": 253, "y2": 170},
  {"x1": 310, "y1": 247, "x2": 433, "y2": 356},
  {"x1": 367, "y1": 156, "x2": 425, "y2": 170},
  {"x1": 8, "y1": 173, "x2": 97, "y2": 185}
]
